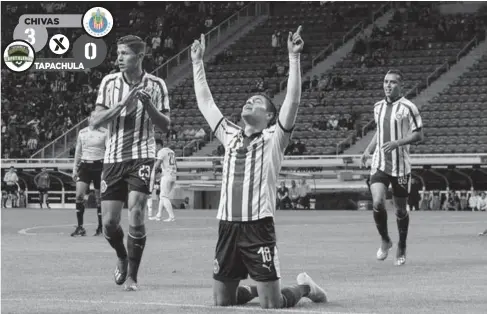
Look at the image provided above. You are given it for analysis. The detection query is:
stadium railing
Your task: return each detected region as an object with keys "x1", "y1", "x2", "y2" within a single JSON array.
[
  {"x1": 30, "y1": 2, "x2": 269, "y2": 159},
  {"x1": 6, "y1": 154, "x2": 486, "y2": 170},
  {"x1": 151, "y1": 2, "x2": 268, "y2": 79}
]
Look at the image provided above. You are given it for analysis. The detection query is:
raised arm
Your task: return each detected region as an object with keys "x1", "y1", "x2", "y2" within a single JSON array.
[
  {"x1": 279, "y1": 26, "x2": 304, "y2": 130},
  {"x1": 191, "y1": 34, "x2": 224, "y2": 130}
]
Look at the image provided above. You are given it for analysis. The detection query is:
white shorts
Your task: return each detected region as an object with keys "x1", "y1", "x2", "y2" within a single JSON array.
[{"x1": 159, "y1": 176, "x2": 176, "y2": 199}]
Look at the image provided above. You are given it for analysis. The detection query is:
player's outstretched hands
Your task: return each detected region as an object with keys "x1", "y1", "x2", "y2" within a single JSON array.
[
  {"x1": 360, "y1": 150, "x2": 370, "y2": 168},
  {"x1": 191, "y1": 34, "x2": 205, "y2": 62},
  {"x1": 288, "y1": 25, "x2": 304, "y2": 54}
]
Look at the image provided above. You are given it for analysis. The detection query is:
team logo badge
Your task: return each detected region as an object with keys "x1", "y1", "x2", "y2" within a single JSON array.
[
  {"x1": 395, "y1": 113, "x2": 403, "y2": 120},
  {"x1": 100, "y1": 180, "x2": 107, "y2": 193},
  {"x1": 3, "y1": 40, "x2": 35, "y2": 72},
  {"x1": 82, "y1": 7, "x2": 113, "y2": 38},
  {"x1": 213, "y1": 259, "x2": 220, "y2": 274}
]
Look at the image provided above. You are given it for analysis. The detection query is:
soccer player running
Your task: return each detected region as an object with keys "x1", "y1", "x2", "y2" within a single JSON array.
[
  {"x1": 191, "y1": 27, "x2": 327, "y2": 309},
  {"x1": 3, "y1": 166, "x2": 19, "y2": 208},
  {"x1": 149, "y1": 140, "x2": 177, "y2": 221},
  {"x1": 360, "y1": 69, "x2": 424, "y2": 266},
  {"x1": 91, "y1": 35, "x2": 170, "y2": 291},
  {"x1": 34, "y1": 168, "x2": 51, "y2": 209},
  {"x1": 71, "y1": 111, "x2": 108, "y2": 237}
]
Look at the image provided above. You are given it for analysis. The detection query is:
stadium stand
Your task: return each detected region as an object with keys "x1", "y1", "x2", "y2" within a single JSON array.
[
  {"x1": 412, "y1": 53, "x2": 487, "y2": 154},
  {"x1": 296, "y1": 2, "x2": 486, "y2": 155},
  {"x1": 168, "y1": 1, "x2": 386, "y2": 157},
  {"x1": 1, "y1": 2, "x2": 246, "y2": 158}
]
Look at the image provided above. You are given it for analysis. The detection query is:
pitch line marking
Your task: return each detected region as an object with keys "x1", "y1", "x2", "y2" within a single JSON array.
[
  {"x1": 17, "y1": 223, "x2": 214, "y2": 236},
  {"x1": 18, "y1": 223, "x2": 96, "y2": 235},
  {"x1": 1, "y1": 298, "x2": 373, "y2": 314}
]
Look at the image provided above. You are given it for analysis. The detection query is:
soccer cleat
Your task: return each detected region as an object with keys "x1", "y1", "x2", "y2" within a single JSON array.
[
  {"x1": 163, "y1": 217, "x2": 175, "y2": 222},
  {"x1": 123, "y1": 277, "x2": 138, "y2": 291},
  {"x1": 93, "y1": 226, "x2": 102, "y2": 236},
  {"x1": 70, "y1": 226, "x2": 86, "y2": 237},
  {"x1": 297, "y1": 272, "x2": 327, "y2": 303},
  {"x1": 148, "y1": 216, "x2": 157, "y2": 221},
  {"x1": 376, "y1": 240, "x2": 393, "y2": 261},
  {"x1": 394, "y1": 246, "x2": 407, "y2": 266},
  {"x1": 114, "y1": 257, "x2": 128, "y2": 285},
  {"x1": 155, "y1": 216, "x2": 161, "y2": 221},
  {"x1": 478, "y1": 230, "x2": 487, "y2": 236}
]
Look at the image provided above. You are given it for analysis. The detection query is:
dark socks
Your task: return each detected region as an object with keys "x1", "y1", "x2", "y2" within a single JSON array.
[
  {"x1": 97, "y1": 206, "x2": 102, "y2": 228},
  {"x1": 104, "y1": 225, "x2": 127, "y2": 259},
  {"x1": 236, "y1": 285, "x2": 258, "y2": 305},
  {"x1": 396, "y1": 211, "x2": 410, "y2": 249},
  {"x1": 127, "y1": 225, "x2": 146, "y2": 282},
  {"x1": 281, "y1": 285, "x2": 310, "y2": 308},
  {"x1": 76, "y1": 202, "x2": 85, "y2": 226},
  {"x1": 373, "y1": 208, "x2": 391, "y2": 243}
]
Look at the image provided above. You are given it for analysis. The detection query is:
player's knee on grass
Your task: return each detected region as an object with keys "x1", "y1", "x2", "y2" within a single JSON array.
[
  {"x1": 372, "y1": 199, "x2": 386, "y2": 212},
  {"x1": 213, "y1": 280, "x2": 239, "y2": 306},
  {"x1": 256, "y1": 280, "x2": 283, "y2": 309}
]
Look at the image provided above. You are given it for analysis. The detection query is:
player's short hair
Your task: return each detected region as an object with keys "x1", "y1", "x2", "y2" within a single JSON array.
[
  {"x1": 117, "y1": 35, "x2": 146, "y2": 55},
  {"x1": 386, "y1": 69, "x2": 404, "y2": 82},
  {"x1": 256, "y1": 93, "x2": 277, "y2": 127},
  {"x1": 155, "y1": 139, "x2": 164, "y2": 146}
]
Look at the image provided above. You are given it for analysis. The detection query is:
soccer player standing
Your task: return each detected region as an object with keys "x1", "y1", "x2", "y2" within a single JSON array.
[
  {"x1": 192, "y1": 27, "x2": 327, "y2": 309},
  {"x1": 149, "y1": 140, "x2": 177, "y2": 221},
  {"x1": 91, "y1": 35, "x2": 170, "y2": 291},
  {"x1": 361, "y1": 69, "x2": 424, "y2": 266},
  {"x1": 3, "y1": 166, "x2": 19, "y2": 208},
  {"x1": 71, "y1": 111, "x2": 108, "y2": 237},
  {"x1": 34, "y1": 168, "x2": 51, "y2": 209}
]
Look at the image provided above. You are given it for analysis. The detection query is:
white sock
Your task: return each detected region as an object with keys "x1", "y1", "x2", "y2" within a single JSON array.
[
  {"x1": 147, "y1": 199, "x2": 153, "y2": 217},
  {"x1": 163, "y1": 197, "x2": 174, "y2": 218}
]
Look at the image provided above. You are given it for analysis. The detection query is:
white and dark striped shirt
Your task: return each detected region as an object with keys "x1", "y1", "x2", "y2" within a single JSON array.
[
  {"x1": 96, "y1": 71, "x2": 170, "y2": 163},
  {"x1": 371, "y1": 96, "x2": 422, "y2": 177},
  {"x1": 215, "y1": 118, "x2": 292, "y2": 222}
]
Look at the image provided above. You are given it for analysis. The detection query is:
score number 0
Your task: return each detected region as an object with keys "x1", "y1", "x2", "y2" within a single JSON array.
[{"x1": 85, "y1": 43, "x2": 96, "y2": 60}]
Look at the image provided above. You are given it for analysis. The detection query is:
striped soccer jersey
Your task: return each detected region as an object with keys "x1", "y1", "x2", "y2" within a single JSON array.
[
  {"x1": 371, "y1": 96, "x2": 423, "y2": 177},
  {"x1": 157, "y1": 147, "x2": 177, "y2": 177},
  {"x1": 95, "y1": 71, "x2": 169, "y2": 163},
  {"x1": 215, "y1": 118, "x2": 292, "y2": 222},
  {"x1": 77, "y1": 126, "x2": 107, "y2": 160}
]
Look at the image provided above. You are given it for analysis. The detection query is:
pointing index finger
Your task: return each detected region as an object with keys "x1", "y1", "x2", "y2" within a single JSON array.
[{"x1": 295, "y1": 25, "x2": 302, "y2": 36}]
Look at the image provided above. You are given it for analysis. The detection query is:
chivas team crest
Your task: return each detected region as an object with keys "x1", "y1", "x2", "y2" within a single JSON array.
[{"x1": 83, "y1": 7, "x2": 113, "y2": 38}]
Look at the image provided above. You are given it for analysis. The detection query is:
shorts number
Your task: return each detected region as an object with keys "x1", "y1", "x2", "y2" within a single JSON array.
[
  {"x1": 85, "y1": 43, "x2": 96, "y2": 60},
  {"x1": 257, "y1": 246, "x2": 272, "y2": 263},
  {"x1": 168, "y1": 152, "x2": 176, "y2": 166},
  {"x1": 138, "y1": 165, "x2": 151, "y2": 180},
  {"x1": 398, "y1": 176, "x2": 408, "y2": 185},
  {"x1": 25, "y1": 28, "x2": 36, "y2": 45}
]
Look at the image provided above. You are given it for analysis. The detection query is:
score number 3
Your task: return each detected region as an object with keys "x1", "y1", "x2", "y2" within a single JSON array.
[{"x1": 25, "y1": 28, "x2": 35, "y2": 45}]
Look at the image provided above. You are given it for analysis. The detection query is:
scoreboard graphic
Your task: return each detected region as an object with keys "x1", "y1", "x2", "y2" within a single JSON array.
[{"x1": 3, "y1": 7, "x2": 111, "y2": 73}]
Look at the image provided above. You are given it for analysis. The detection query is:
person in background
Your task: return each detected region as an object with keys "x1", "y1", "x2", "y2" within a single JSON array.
[
  {"x1": 408, "y1": 178, "x2": 421, "y2": 211},
  {"x1": 288, "y1": 180, "x2": 300, "y2": 210},
  {"x1": 277, "y1": 181, "x2": 291, "y2": 210},
  {"x1": 3, "y1": 166, "x2": 19, "y2": 208},
  {"x1": 34, "y1": 168, "x2": 51, "y2": 209},
  {"x1": 180, "y1": 197, "x2": 190, "y2": 209},
  {"x1": 468, "y1": 191, "x2": 479, "y2": 211},
  {"x1": 298, "y1": 179, "x2": 311, "y2": 210}
]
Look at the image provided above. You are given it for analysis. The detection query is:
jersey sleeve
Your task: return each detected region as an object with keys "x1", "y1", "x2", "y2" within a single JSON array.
[
  {"x1": 95, "y1": 76, "x2": 112, "y2": 109},
  {"x1": 271, "y1": 119, "x2": 293, "y2": 154},
  {"x1": 407, "y1": 103, "x2": 423, "y2": 132},
  {"x1": 154, "y1": 78, "x2": 170, "y2": 113},
  {"x1": 213, "y1": 118, "x2": 240, "y2": 147}
]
